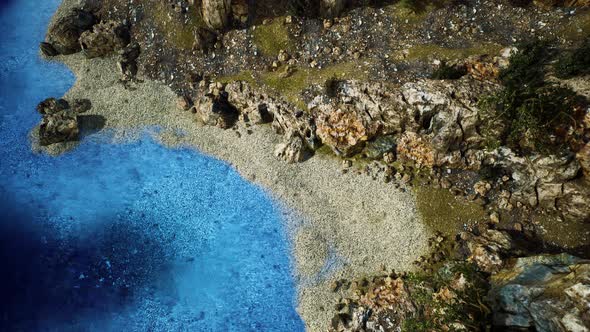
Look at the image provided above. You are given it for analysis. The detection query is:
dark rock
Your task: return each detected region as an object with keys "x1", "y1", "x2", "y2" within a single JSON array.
[
  {"x1": 45, "y1": 8, "x2": 96, "y2": 55},
  {"x1": 79, "y1": 20, "x2": 130, "y2": 58},
  {"x1": 39, "y1": 110, "x2": 79, "y2": 146},
  {"x1": 117, "y1": 42, "x2": 140, "y2": 78},
  {"x1": 39, "y1": 42, "x2": 58, "y2": 57},
  {"x1": 36, "y1": 98, "x2": 69, "y2": 115},
  {"x1": 194, "y1": 87, "x2": 239, "y2": 129}
]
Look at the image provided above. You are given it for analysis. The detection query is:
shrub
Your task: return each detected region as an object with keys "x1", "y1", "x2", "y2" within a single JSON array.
[
  {"x1": 480, "y1": 40, "x2": 585, "y2": 154},
  {"x1": 555, "y1": 38, "x2": 590, "y2": 79}
]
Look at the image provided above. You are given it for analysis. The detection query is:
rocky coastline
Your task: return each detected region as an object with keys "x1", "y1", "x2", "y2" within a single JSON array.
[{"x1": 36, "y1": 0, "x2": 590, "y2": 330}]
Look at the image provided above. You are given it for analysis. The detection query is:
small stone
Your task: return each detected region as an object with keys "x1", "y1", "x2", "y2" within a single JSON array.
[
  {"x1": 490, "y1": 212, "x2": 500, "y2": 224},
  {"x1": 323, "y1": 19, "x2": 333, "y2": 29},
  {"x1": 513, "y1": 223, "x2": 523, "y2": 232}
]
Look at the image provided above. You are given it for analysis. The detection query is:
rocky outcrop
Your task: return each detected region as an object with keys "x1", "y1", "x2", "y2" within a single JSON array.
[
  {"x1": 320, "y1": 0, "x2": 346, "y2": 18},
  {"x1": 36, "y1": 98, "x2": 92, "y2": 146},
  {"x1": 310, "y1": 78, "x2": 498, "y2": 164},
  {"x1": 484, "y1": 148, "x2": 590, "y2": 221},
  {"x1": 193, "y1": 83, "x2": 239, "y2": 129},
  {"x1": 202, "y1": 0, "x2": 232, "y2": 30},
  {"x1": 460, "y1": 229, "x2": 518, "y2": 273},
  {"x1": 44, "y1": 8, "x2": 96, "y2": 55},
  {"x1": 489, "y1": 254, "x2": 590, "y2": 331},
  {"x1": 79, "y1": 20, "x2": 129, "y2": 58},
  {"x1": 274, "y1": 132, "x2": 309, "y2": 163}
]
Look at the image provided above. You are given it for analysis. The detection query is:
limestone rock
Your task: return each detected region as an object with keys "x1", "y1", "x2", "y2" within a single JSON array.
[
  {"x1": 202, "y1": 0, "x2": 231, "y2": 30},
  {"x1": 79, "y1": 20, "x2": 129, "y2": 58},
  {"x1": 489, "y1": 254, "x2": 590, "y2": 331},
  {"x1": 274, "y1": 132, "x2": 308, "y2": 163},
  {"x1": 194, "y1": 89, "x2": 239, "y2": 129},
  {"x1": 45, "y1": 8, "x2": 96, "y2": 55},
  {"x1": 462, "y1": 229, "x2": 515, "y2": 273},
  {"x1": 315, "y1": 105, "x2": 380, "y2": 157}
]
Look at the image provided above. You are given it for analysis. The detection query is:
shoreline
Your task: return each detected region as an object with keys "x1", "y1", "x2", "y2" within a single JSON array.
[{"x1": 39, "y1": 1, "x2": 431, "y2": 330}]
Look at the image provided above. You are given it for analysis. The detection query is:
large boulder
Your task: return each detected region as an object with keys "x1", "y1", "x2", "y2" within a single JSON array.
[
  {"x1": 274, "y1": 132, "x2": 309, "y2": 164},
  {"x1": 488, "y1": 254, "x2": 590, "y2": 331},
  {"x1": 44, "y1": 8, "x2": 96, "y2": 55},
  {"x1": 484, "y1": 148, "x2": 588, "y2": 221},
  {"x1": 193, "y1": 84, "x2": 239, "y2": 129},
  {"x1": 36, "y1": 98, "x2": 92, "y2": 146},
  {"x1": 79, "y1": 20, "x2": 130, "y2": 58},
  {"x1": 202, "y1": 0, "x2": 232, "y2": 30}
]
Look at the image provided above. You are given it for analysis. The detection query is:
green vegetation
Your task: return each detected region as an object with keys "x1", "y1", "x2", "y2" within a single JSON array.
[
  {"x1": 401, "y1": 262, "x2": 491, "y2": 331},
  {"x1": 555, "y1": 38, "x2": 590, "y2": 79},
  {"x1": 260, "y1": 61, "x2": 368, "y2": 109},
  {"x1": 415, "y1": 186, "x2": 487, "y2": 237},
  {"x1": 148, "y1": 1, "x2": 205, "y2": 50},
  {"x1": 479, "y1": 40, "x2": 585, "y2": 154},
  {"x1": 397, "y1": 43, "x2": 504, "y2": 62},
  {"x1": 557, "y1": 11, "x2": 590, "y2": 42},
  {"x1": 252, "y1": 19, "x2": 296, "y2": 57}
]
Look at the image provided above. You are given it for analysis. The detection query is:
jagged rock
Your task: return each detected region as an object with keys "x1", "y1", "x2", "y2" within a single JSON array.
[
  {"x1": 320, "y1": 0, "x2": 345, "y2": 18},
  {"x1": 40, "y1": 42, "x2": 59, "y2": 57},
  {"x1": 311, "y1": 78, "x2": 498, "y2": 163},
  {"x1": 117, "y1": 42, "x2": 140, "y2": 78},
  {"x1": 462, "y1": 229, "x2": 516, "y2": 273},
  {"x1": 79, "y1": 20, "x2": 129, "y2": 58},
  {"x1": 396, "y1": 131, "x2": 436, "y2": 167},
  {"x1": 558, "y1": 182, "x2": 590, "y2": 223},
  {"x1": 489, "y1": 254, "x2": 590, "y2": 331},
  {"x1": 225, "y1": 81, "x2": 319, "y2": 149},
  {"x1": 45, "y1": 8, "x2": 96, "y2": 55},
  {"x1": 202, "y1": 0, "x2": 231, "y2": 30},
  {"x1": 464, "y1": 48, "x2": 515, "y2": 82},
  {"x1": 36, "y1": 98, "x2": 92, "y2": 146},
  {"x1": 36, "y1": 97, "x2": 70, "y2": 115},
  {"x1": 194, "y1": 88, "x2": 239, "y2": 129},
  {"x1": 274, "y1": 132, "x2": 308, "y2": 163},
  {"x1": 484, "y1": 148, "x2": 583, "y2": 214},
  {"x1": 315, "y1": 104, "x2": 381, "y2": 157}
]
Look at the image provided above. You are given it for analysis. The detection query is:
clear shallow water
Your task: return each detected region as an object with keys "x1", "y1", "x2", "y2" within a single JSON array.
[{"x1": 0, "y1": 1, "x2": 303, "y2": 331}]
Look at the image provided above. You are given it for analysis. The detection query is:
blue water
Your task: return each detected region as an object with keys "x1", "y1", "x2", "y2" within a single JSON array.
[{"x1": 0, "y1": 0, "x2": 303, "y2": 331}]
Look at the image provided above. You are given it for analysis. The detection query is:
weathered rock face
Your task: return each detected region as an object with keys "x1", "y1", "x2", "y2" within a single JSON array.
[
  {"x1": 461, "y1": 229, "x2": 517, "y2": 273},
  {"x1": 79, "y1": 20, "x2": 129, "y2": 58},
  {"x1": 274, "y1": 132, "x2": 309, "y2": 164},
  {"x1": 193, "y1": 83, "x2": 239, "y2": 129},
  {"x1": 36, "y1": 98, "x2": 92, "y2": 146},
  {"x1": 488, "y1": 254, "x2": 590, "y2": 331},
  {"x1": 484, "y1": 148, "x2": 590, "y2": 221},
  {"x1": 45, "y1": 8, "x2": 96, "y2": 55},
  {"x1": 224, "y1": 81, "x2": 319, "y2": 150},
  {"x1": 202, "y1": 0, "x2": 232, "y2": 30},
  {"x1": 310, "y1": 78, "x2": 498, "y2": 164},
  {"x1": 320, "y1": 0, "x2": 346, "y2": 18}
]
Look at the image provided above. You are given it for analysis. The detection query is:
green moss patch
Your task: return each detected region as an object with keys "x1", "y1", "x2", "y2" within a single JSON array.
[
  {"x1": 415, "y1": 186, "x2": 487, "y2": 237},
  {"x1": 557, "y1": 10, "x2": 590, "y2": 42},
  {"x1": 397, "y1": 43, "x2": 504, "y2": 62},
  {"x1": 252, "y1": 18, "x2": 296, "y2": 57},
  {"x1": 260, "y1": 61, "x2": 369, "y2": 109},
  {"x1": 147, "y1": 1, "x2": 205, "y2": 50}
]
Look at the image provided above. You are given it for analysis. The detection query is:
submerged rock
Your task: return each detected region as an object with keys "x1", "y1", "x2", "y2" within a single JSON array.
[
  {"x1": 44, "y1": 8, "x2": 96, "y2": 55},
  {"x1": 489, "y1": 254, "x2": 590, "y2": 331}
]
